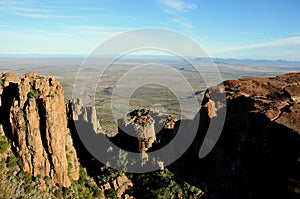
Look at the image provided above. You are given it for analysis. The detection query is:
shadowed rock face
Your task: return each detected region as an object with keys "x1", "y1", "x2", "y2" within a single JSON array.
[
  {"x1": 67, "y1": 98, "x2": 102, "y2": 134},
  {"x1": 172, "y1": 73, "x2": 300, "y2": 199},
  {"x1": 0, "y1": 72, "x2": 79, "y2": 187}
]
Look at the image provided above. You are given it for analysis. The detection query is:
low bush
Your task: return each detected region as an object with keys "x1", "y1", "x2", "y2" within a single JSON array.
[
  {"x1": 0, "y1": 76, "x2": 3, "y2": 87},
  {"x1": 28, "y1": 88, "x2": 40, "y2": 99},
  {"x1": 0, "y1": 140, "x2": 10, "y2": 154},
  {"x1": 6, "y1": 156, "x2": 19, "y2": 168}
]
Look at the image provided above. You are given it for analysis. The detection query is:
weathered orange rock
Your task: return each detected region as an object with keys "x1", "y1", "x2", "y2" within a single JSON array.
[
  {"x1": 285, "y1": 85, "x2": 300, "y2": 103},
  {"x1": 1, "y1": 72, "x2": 20, "y2": 87},
  {"x1": 1, "y1": 72, "x2": 79, "y2": 187},
  {"x1": 222, "y1": 73, "x2": 300, "y2": 134},
  {"x1": 101, "y1": 175, "x2": 133, "y2": 198}
]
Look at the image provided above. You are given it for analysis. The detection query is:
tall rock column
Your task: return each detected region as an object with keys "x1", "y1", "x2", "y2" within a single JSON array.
[{"x1": 1, "y1": 72, "x2": 79, "y2": 187}]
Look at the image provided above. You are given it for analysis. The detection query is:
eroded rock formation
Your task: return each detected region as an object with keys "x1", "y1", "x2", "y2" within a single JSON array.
[
  {"x1": 67, "y1": 98, "x2": 102, "y2": 133},
  {"x1": 124, "y1": 109, "x2": 157, "y2": 166},
  {"x1": 0, "y1": 72, "x2": 79, "y2": 187},
  {"x1": 174, "y1": 72, "x2": 300, "y2": 199},
  {"x1": 111, "y1": 108, "x2": 178, "y2": 168}
]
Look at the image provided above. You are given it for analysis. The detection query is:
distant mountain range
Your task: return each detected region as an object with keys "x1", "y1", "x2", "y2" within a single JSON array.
[{"x1": 0, "y1": 54, "x2": 299, "y2": 71}]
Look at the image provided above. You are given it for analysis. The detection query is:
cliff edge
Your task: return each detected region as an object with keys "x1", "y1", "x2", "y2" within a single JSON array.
[
  {"x1": 175, "y1": 72, "x2": 300, "y2": 199},
  {"x1": 0, "y1": 72, "x2": 79, "y2": 187}
]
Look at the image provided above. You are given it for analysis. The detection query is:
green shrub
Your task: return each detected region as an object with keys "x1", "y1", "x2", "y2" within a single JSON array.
[
  {"x1": 0, "y1": 140, "x2": 10, "y2": 154},
  {"x1": 0, "y1": 76, "x2": 3, "y2": 87},
  {"x1": 127, "y1": 169, "x2": 204, "y2": 199},
  {"x1": 91, "y1": 185, "x2": 103, "y2": 198},
  {"x1": 69, "y1": 167, "x2": 103, "y2": 198},
  {"x1": 6, "y1": 156, "x2": 19, "y2": 168},
  {"x1": 28, "y1": 88, "x2": 40, "y2": 99},
  {"x1": 23, "y1": 172, "x2": 32, "y2": 183},
  {"x1": 98, "y1": 166, "x2": 122, "y2": 185},
  {"x1": 0, "y1": 159, "x2": 5, "y2": 170},
  {"x1": 47, "y1": 91, "x2": 54, "y2": 97},
  {"x1": 25, "y1": 186, "x2": 33, "y2": 194},
  {"x1": 53, "y1": 189, "x2": 63, "y2": 197},
  {"x1": 62, "y1": 186, "x2": 72, "y2": 197},
  {"x1": 105, "y1": 189, "x2": 117, "y2": 199},
  {"x1": 79, "y1": 167, "x2": 88, "y2": 185}
]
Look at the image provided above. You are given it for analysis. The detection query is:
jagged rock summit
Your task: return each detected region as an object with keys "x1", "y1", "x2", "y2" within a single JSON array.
[{"x1": 0, "y1": 72, "x2": 79, "y2": 187}]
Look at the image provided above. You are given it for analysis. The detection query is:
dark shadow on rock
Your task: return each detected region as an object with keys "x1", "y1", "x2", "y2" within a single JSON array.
[
  {"x1": 167, "y1": 96, "x2": 300, "y2": 199},
  {"x1": 109, "y1": 119, "x2": 141, "y2": 153},
  {"x1": 110, "y1": 117, "x2": 177, "y2": 154},
  {"x1": 67, "y1": 103, "x2": 106, "y2": 177},
  {"x1": 37, "y1": 99, "x2": 55, "y2": 172},
  {"x1": 67, "y1": 94, "x2": 300, "y2": 198},
  {"x1": 0, "y1": 83, "x2": 19, "y2": 145}
]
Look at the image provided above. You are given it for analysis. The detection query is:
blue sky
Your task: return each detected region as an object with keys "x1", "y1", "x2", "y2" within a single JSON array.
[{"x1": 0, "y1": 0, "x2": 299, "y2": 60}]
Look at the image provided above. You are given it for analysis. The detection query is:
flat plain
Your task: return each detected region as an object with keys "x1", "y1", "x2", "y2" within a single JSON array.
[{"x1": 1, "y1": 56, "x2": 299, "y2": 135}]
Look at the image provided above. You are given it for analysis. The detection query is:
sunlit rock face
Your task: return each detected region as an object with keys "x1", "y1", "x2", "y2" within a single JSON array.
[{"x1": 0, "y1": 72, "x2": 79, "y2": 187}]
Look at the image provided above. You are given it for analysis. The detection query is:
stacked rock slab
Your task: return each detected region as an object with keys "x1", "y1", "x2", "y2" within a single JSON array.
[{"x1": 0, "y1": 72, "x2": 79, "y2": 187}]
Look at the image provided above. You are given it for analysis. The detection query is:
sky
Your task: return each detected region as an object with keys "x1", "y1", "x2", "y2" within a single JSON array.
[{"x1": 0, "y1": 0, "x2": 299, "y2": 60}]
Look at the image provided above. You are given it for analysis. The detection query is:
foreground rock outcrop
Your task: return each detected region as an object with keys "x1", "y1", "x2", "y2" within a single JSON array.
[
  {"x1": 0, "y1": 72, "x2": 79, "y2": 187},
  {"x1": 173, "y1": 72, "x2": 300, "y2": 199}
]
